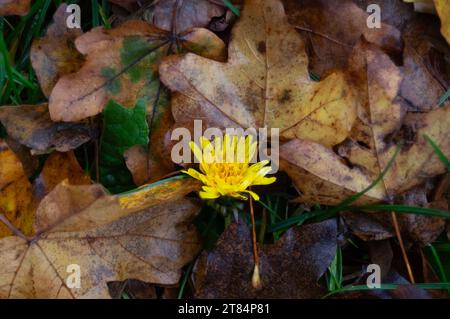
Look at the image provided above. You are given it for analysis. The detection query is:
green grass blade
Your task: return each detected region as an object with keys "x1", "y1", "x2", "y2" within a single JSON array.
[
  {"x1": 424, "y1": 134, "x2": 450, "y2": 171},
  {"x1": 222, "y1": 0, "x2": 240, "y2": 16},
  {"x1": 439, "y1": 88, "x2": 450, "y2": 106}
]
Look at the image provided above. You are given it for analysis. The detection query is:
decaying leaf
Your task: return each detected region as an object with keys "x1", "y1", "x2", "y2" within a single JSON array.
[
  {"x1": 282, "y1": 0, "x2": 402, "y2": 77},
  {"x1": 160, "y1": 0, "x2": 358, "y2": 147},
  {"x1": 193, "y1": 218, "x2": 337, "y2": 298},
  {"x1": 281, "y1": 40, "x2": 450, "y2": 205},
  {"x1": 33, "y1": 151, "x2": 91, "y2": 200},
  {"x1": 146, "y1": 0, "x2": 226, "y2": 33},
  {"x1": 0, "y1": 177, "x2": 201, "y2": 298},
  {"x1": 0, "y1": 104, "x2": 94, "y2": 155},
  {"x1": 400, "y1": 15, "x2": 450, "y2": 111},
  {"x1": 0, "y1": 0, "x2": 30, "y2": 16},
  {"x1": 0, "y1": 140, "x2": 35, "y2": 238},
  {"x1": 49, "y1": 20, "x2": 225, "y2": 122},
  {"x1": 30, "y1": 3, "x2": 84, "y2": 97}
]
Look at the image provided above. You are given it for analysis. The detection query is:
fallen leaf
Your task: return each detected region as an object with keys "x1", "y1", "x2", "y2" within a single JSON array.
[
  {"x1": 280, "y1": 40, "x2": 450, "y2": 204},
  {"x1": 32, "y1": 151, "x2": 91, "y2": 200},
  {"x1": 160, "y1": 0, "x2": 358, "y2": 147},
  {"x1": 0, "y1": 140, "x2": 35, "y2": 238},
  {"x1": 400, "y1": 15, "x2": 450, "y2": 111},
  {"x1": 282, "y1": 0, "x2": 402, "y2": 77},
  {"x1": 0, "y1": 0, "x2": 30, "y2": 16},
  {"x1": 0, "y1": 177, "x2": 201, "y2": 298},
  {"x1": 0, "y1": 104, "x2": 95, "y2": 155},
  {"x1": 49, "y1": 20, "x2": 225, "y2": 122},
  {"x1": 193, "y1": 218, "x2": 337, "y2": 298},
  {"x1": 434, "y1": 0, "x2": 450, "y2": 44},
  {"x1": 342, "y1": 211, "x2": 393, "y2": 241},
  {"x1": 147, "y1": 0, "x2": 226, "y2": 33},
  {"x1": 30, "y1": 3, "x2": 84, "y2": 97}
]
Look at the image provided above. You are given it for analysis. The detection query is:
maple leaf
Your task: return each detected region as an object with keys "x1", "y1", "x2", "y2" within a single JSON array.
[
  {"x1": 48, "y1": 20, "x2": 225, "y2": 122},
  {"x1": 0, "y1": 177, "x2": 201, "y2": 298},
  {"x1": 280, "y1": 41, "x2": 450, "y2": 205},
  {"x1": 30, "y1": 3, "x2": 84, "y2": 97},
  {"x1": 160, "y1": 0, "x2": 358, "y2": 147},
  {"x1": 0, "y1": 104, "x2": 94, "y2": 155},
  {"x1": 193, "y1": 218, "x2": 337, "y2": 298},
  {"x1": 282, "y1": 0, "x2": 402, "y2": 77}
]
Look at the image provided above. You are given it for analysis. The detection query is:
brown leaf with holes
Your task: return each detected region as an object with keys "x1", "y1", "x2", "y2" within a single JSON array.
[
  {"x1": 0, "y1": 177, "x2": 201, "y2": 298},
  {"x1": 193, "y1": 218, "x2": 337, "y2": 298},
  {"x1": 31, "y1": 4, "x2": 84, "y2": 97},
  {"x1": 0, "y1": 104, "x2": 94, "y2": 155},
  {"x1": 160, "y1": 0, "x2": 358, "y2": 147},
  {"x1": 0, "y1": 0, "x2": 30, "y2": 16}
]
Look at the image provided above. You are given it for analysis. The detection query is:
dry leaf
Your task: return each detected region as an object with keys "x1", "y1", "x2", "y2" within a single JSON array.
[
  {"x1": 282, "y1": 0, "x2": 402, "y2": 77},
  {"x1": 160, "y1": 0, "x2": 358, "y2": 147},
  {"x1": 434, "y1": 0, "x2": 450, "y2": 44},
  {"x1": 0, "y1": 140, "x2": 35, "y2": 238},
  {"x1": 0, "y1": 177, "x2": 201, "y2": 298},
  {"x1": 49, "y1": 20, "x2": 225, "y2": 122},
  {"x1": 30, "y1": 3, "x2": 84, "y2": 97},
  {"x1": 32, "y1": 151, "x2": 91, "y2": 200},
  {"x1": 193, "y1": 218, "x2": 337, "y2": 298},
  {"x1": 281, "y1": 40, "x2": 450, "y2": 205},
  {"x1": 0, "y1": 0, "x2": 30, "y2": 16},
  {"x1": 400, "y1": 15, "x2": 450, "y2": 111},
  {"x1": 147, "y1": 0, "x2": 225, "y2": 33},
  {"x1": 0, "y1": 104, "x2": 94, "y2": 155}
]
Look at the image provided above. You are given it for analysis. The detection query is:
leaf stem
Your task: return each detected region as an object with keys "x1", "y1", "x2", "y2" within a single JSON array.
[{"x1": 249, "y1": 194, "x2": 261, "y2": 289}]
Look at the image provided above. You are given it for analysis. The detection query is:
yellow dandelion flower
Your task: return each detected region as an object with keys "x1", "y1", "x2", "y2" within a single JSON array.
[{"x1": 182, "y1": 134, "x2": 276, "y2": 201}]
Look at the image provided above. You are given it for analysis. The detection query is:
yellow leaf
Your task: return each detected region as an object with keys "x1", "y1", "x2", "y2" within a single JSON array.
[{"x1": 160, "y1": 0, "x2": 358, "y2": 147}]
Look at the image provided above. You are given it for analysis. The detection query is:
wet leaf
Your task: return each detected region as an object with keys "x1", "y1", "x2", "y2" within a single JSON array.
[
  {"x1": 193, "y1": 218, "x2": 337, "y2": 298},
  {"x1": 0, "y1": 177, "x2": 201, "y2": 298},
  {"x1": 160, "y1": 0, "x2": 358, "y2": 147},
  {"x1": 30, "y1": 3, "x2": 84, "y2": 97},
  {"x1": 147, "y1": 0, "x2": 226, "y2": 33},
  {"x1": 282, "y1": 0, "x2": 402, "y2": 77},
  {"x1": 0, "y1": 104, "x2": 94, "y2": 155}
]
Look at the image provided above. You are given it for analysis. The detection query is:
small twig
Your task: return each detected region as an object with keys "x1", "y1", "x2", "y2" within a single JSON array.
[
  {"x1": 391, "y1": 212, "x2": 416, "y2": 284},
  {"x1": 249, "y1": 194, "x2": 262, "y2": 289},
  {"x1": 0, "y1": 213, "x2": 29, "y2": 241},
  {"x1": 294, "y1": 25, "x2": 353, "y2": 48}
]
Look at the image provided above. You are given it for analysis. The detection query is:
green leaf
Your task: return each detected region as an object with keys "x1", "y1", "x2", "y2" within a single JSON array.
[{"x1": 99, "y1": 99, "x2": 149, "y2": 193}]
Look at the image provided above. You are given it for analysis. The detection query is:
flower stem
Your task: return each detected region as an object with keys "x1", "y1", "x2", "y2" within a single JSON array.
[{"x1": 249, "y1": 195, "x2": 262, "y2": 289}]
